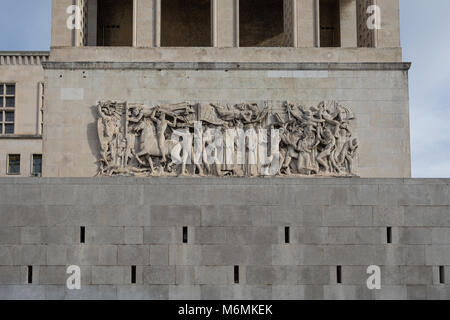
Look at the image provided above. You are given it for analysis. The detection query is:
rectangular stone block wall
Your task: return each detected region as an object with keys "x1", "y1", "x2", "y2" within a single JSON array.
[
  {"x1": 0, "y1": 178, "x2": 449, "y2": 300},
  {"x1": 42, "y1": 63, "x2": 411, "y2": 178}
]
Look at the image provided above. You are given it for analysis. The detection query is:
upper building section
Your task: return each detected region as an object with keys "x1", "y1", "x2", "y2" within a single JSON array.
[{"x1": 50, "y1": 0, "x2": 402, "y2": 63}]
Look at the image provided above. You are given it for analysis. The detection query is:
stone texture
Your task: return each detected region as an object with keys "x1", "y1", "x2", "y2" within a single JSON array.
[{"x1": 0, "y1": 178, "x2": 448, "y2": 300}]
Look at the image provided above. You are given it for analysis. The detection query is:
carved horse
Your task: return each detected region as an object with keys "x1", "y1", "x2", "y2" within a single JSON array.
[{"x1": 134, "y1": 118, "x2": 188, "y2": 175}]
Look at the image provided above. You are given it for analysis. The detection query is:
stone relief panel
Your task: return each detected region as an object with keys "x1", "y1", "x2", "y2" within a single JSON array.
[{"x1": 97, "y1": 100, "x2": 358, "y2": 177}]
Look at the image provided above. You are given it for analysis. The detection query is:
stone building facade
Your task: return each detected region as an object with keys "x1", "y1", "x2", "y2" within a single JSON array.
[
  {"x1": 2, "y1": 0, "x2": 448, "y2": 301},
  {"x1": 0, "y1": 0, "x2": 409, "y2": 178}
]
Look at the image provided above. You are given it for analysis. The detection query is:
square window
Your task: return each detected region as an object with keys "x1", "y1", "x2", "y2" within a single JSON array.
[
  {"x1": 0, "y1": 112, "x2": 3, "y2": 122},
  {"x1": 6, "y1": 97, "x2": 14, "y2": 107},
  {"x1": 6, "y1": 84, "x2": 15, "y2": 95},
  {"x1": 5, "y1": 112, "x2": 14, "y2": 122},
  {"x1": 0, "y1": 97, "x2": 3, "y2": 107},
  {"x1": 32, "y1": 155, "x2": 42, "y2": 176},
  {"x1": 0, "y1": 84, "x2": 3, "y2": 95},
  {"x1": 8, "y1": 154, "x2": 20, "y2": 175},
  {"x1": 5, "y1": 124, "x2": 14, "y2": 134},
  {"x1": 0, "y1": 124, "x2": 2, "y2": 134}
]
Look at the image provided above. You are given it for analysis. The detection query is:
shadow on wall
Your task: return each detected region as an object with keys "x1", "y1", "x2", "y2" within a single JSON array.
[{"x1": 88, "y1": 105, "x2": 102, "y2": 174}]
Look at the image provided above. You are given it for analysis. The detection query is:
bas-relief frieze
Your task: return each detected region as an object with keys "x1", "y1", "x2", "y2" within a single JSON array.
[{"x1": 97, "y1": 100, "x2": 358, "y2": 177}]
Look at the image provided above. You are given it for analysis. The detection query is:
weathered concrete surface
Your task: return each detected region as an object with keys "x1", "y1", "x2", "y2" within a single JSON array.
[
  {"x1": 42, "y1": 63, "x2": 411, "y2": 178},
  {"x1": 0, "y1": 177, "x2": 449, "y2": 300}
]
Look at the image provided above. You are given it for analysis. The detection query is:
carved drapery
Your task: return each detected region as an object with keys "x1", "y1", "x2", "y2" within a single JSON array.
[{"x1": 97, "y1": 100, "x2": 358, "y2": 177}]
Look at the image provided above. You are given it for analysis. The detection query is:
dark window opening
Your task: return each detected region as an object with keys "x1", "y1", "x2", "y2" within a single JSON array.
[
  {"x1": 8, "y1": 154, "x2": 20, "y2": 175},
  {"x1": 183, "y1": 226, "x2": 188, "y2": 244},
  {"x1": 97, "y1": 0, "x2": 133, "y2": 46},
  {"x1": 337, "y1": 266, "x2": 342, "y2": 284},
  {"x1": 234, "y1": 266, "x2": 239, "y2": 284},
  {"x1": 239, "y1": 0, "x2": 285, "y2": 47},
  {"x1": 1, "y1": 83, "x2": 15, "y2": 135},
  {"x1": 28, "y1": 266, "x2": 33, "y2": 284},
  {"x1": 32, "y1": 154, "x2": 42, "y2": 176},
  {"x1": 80, "y1": 226, "x2": 86, "y2": 244},
  {"x1": 387, "y1": 227, "x2": 392, "y2": 244},
  {"x1": 161, "y1": 0, "x2": 211, "y2": 47},
  {"x1": 440, "y1": 266, "x2": 445, "y2": 284},
  {"x1": 131, "y1": 265, "x2": 137, "y2": 284},
  {"x1": 285, "y1": 227, "x2": 290, "y2": 244},
  {"x1": 320, "y1": 0, "x2": 341, "y2": 47}
]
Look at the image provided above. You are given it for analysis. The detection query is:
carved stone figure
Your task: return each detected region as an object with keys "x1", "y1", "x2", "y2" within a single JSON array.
[{"x1": 96, "y1": 100, "x2": 358, "y2": 177}]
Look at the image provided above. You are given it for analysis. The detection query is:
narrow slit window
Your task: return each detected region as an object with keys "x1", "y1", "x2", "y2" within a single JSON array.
[
  {"x1": 387, "y1": 227, "x2": 392, "y2": 244},
  {"x1": 80, "y1": 226, "x2": 86, "y2": 243},
  {"x1": 439, "y1": 266, "x2": 445, "y2": 284},
  {"x1": 183, "y1": 226, "x2": 188, "y2": 244},
  {"x1": 234, "y1": 266, "x2": 239, "y2": 284},
  {"x1": 337, "y1": 266, "x2": 342, "y2": 284},
  {"x1": 285, "y1": 227, "x2": 290, "y2": 244},
  {"x1": 131, "y1": 265, "x2": 137, "y2": 284},
  {"x1": 28, "y1": 266, "x2": 33, "y2": 284}
]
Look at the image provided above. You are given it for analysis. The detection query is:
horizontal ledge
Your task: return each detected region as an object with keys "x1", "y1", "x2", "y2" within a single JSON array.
[
  {"x1": 0, "y1": 51, "x2": 50, "y2": 56},
  {"x1": 42, "y1": 62, "x2": 411, "y2": 71},
  {"x1": 0, "y1": 135, "x2": 42, "y2": 140},
  {"x1": 0, "y1": 177, "x2": 448, "y2": 186}
]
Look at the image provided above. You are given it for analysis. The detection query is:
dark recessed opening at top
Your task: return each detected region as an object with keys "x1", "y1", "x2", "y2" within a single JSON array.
[
  {"x1": 319, "y1": 0, "x2": 341, "y2": 47},
  {"x1": 97, "y1": 0, "x2": 133, "y2": 46},
  {"x1": 239, "y1": 0, "x2": 285, "y2": 47},
  {"x1": 161, "y1": 0, "x2": 211, "y2": 47}
]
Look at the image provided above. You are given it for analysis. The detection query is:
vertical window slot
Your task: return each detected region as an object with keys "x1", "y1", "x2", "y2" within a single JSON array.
[
  {"x1": 131, "y1": 265, "x2": 137, "y2": 284},
  {"x1": 285, "y1": 226, "x2": 290, "y2": 244},
  {"x1": 28, "y1": 266, "x2": 33, "y2": 284},
  {"x1": 183, "y1": 226, "x2": 188, "y2": 244},
  {"x1": 337, "y1": 266, "x2": 342, "y2": 284},
  {"x1": 387, "y1": 227, "x2": 392, "y2": 244},
  {"x1": 80, "y1": 226, "x2": 85, "y2": 244}
]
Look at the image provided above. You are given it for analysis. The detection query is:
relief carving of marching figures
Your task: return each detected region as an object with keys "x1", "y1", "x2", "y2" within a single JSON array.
[{"x1": 97, "y1": 100, "x2": 358, "y2": 177}]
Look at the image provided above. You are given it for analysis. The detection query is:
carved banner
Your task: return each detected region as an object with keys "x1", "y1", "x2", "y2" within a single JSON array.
[{"x1": 97, "y1": 101, "x2": 358, "y2": 177}]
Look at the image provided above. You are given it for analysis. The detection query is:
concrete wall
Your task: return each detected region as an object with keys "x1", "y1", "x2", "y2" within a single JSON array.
[
  {"x1": 0, "y1": 177, "x2": 449, "y2": 300},
  {"x1": 42, "y1": 62, "x2": 411, "y2": 178}
]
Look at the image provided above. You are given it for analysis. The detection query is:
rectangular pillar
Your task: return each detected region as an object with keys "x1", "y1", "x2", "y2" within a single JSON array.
[
  {"x1": 376, "y1": 0, "x2": 400, "y2": 48},
  {"x1": 340, "y1": 0, "x2": 357, "y2": 47},
  {"x1": 135, "y1": 0, "x2": 159, "y2": 47},
  {"x1": 295, "y1": 0, "x2": 316, "y2": 47},
  {"x1": 51, "y1": 0, "x2": 75, "y2": 47},
  {"x1": 87, "y1": 0, "x2": 97, "y2": 46},
  {"x1": 214, "y1": 0, "x2": 238, "y2": 47}
]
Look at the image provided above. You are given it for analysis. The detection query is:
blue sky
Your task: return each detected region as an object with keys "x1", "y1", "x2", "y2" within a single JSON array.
[{"x1": 0, "y1": 0, "x2": 449, "y2": 177}]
